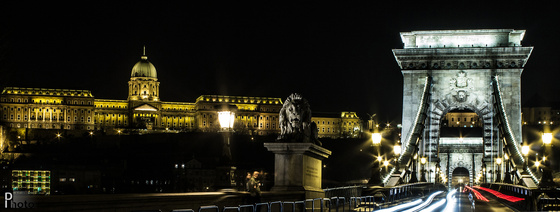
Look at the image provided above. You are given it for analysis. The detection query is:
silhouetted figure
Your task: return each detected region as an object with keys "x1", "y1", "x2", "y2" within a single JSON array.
[{"x1": 247, "y1": 171, "x2": 262, "y2": 204}]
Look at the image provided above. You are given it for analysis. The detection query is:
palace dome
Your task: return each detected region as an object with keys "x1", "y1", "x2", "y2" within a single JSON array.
[{"x1": 131, "y1": 55, "x2": 157, "y2": 78}]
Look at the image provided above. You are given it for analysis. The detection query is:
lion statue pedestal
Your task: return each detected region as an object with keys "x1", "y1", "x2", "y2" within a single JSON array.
[
  {"x1": 264, "y1": 93, "x2": 331, "y2": 199},
  {"x1": 264, "y1": 143, "x2": 331, "y2": 199}
]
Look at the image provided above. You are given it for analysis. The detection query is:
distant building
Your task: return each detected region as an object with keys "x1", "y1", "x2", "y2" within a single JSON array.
[
  {"x1": 521, "y1": 95, "x2": 560, "y2": 125},
  {"x1": 441, "y1": 112, "x2": 482, "y2": 128},
  {"x1": 0, "y1": 51, "x2": 362, "y2": 138}
]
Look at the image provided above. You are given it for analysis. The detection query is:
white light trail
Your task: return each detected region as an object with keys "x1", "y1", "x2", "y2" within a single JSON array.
[
  {"x1": 402, "y1": 191, "x2": 443, "y2": 212},
  {"x1": 442, "y1": 189, "x2": 458, "y2": 212},
  {"x1": 419, "y1": 199, "x2": 446, "y2": 212},
  {"x1": 375, "y1": 199, "x2": 422, "y2": 212}
]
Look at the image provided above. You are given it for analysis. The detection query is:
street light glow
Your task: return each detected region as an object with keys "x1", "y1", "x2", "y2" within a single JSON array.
[
  {"x1": 535, "y1": 161, "x2": 540, "y2": 168},
  {"x1": 393, "y1": 144, "x2": 401, "y2": 155},
  {"x1": 522, "y1": 145, "x2": 530, "y2": 156},
  {"x1": 543, "y1": 133, "x2": 553, "y2": 145},
  {"x1": 496, "y1": 157, "x2": 502, "y2": 165},
  {"x1": 372, "y1": 133, "x2": 381, "y2": 145},
  {"x1": 383, "y1": 160, "x2": 389, "y2": 167},
  {"x1": 420, "y1": 157, "x2": 427, "y2": 164},
  {"x1": 218, "y1": 111, "x2": 235, "y2": 129}
]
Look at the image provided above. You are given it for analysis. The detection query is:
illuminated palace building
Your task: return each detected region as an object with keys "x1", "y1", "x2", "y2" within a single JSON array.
[{"x1": 0, "y1": 52, "x2": 362, "y2": 138}]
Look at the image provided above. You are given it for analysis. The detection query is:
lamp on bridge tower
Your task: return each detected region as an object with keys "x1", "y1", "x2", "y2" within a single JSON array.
[
  {"x1": 521, "y1": 144, "x2": 530, "y2": 175},
  {"x1": 503, "y1": 153, "x2": 513, "y2": 184},
  {"x1": 420, "y1": 156, "x2": 427, "y2": 182},
  {"x1": 409, "y1": 153, "x2": 419, "y2": 183},
  {"x1": 495, "y1": 157, "x2": 502, "y2": 183},
  {"x1": 393, "y1": 142, "x2": 402, "y2": 175},
  {"x1": 539, "y1": 132, "x2": 556, "y2": 188}
]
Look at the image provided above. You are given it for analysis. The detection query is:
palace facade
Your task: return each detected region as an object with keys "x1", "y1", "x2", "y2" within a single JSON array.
[{"x1": 0, "y1": 52, "x2": 362, "y2": 138}]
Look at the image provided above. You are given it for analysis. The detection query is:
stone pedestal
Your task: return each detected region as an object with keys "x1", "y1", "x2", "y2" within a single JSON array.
[
  {"x1": 520, "y1": 174, "x2": 538, "y2": 188},
  {"x1": 264, "y1": 143, "x2": 331, "y2": 199}
]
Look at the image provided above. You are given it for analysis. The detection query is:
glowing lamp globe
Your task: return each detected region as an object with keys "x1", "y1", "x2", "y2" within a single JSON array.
[
  {"x1": 522, "y1": 145, "x2": 530, "y2": 156},
  {"x1": 496, "y1": 158, "x2": 502, "y2": 165},
  {"x1": 372, "y1": 133, "x2": 381, "y2": 145},
  {"x1": 393, "y1": 144, "x2": 401, "y2": 155},
  {"x1": 218, "y1": 111, "x2": 235, "y2": 129},
  {"x1": 543, "y1": 133, "x2": 553, "y2": 145}
]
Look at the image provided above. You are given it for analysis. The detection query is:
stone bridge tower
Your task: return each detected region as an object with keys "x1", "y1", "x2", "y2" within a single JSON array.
[{"x1": 392, "y1": 29, "x2": 535, "y2": 187}]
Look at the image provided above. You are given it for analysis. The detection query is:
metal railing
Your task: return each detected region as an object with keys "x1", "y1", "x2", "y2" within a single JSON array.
[
  {"x1": 324, "y1": 185, "x2": 363, "y2": 200},
  {"x1": 154, "y1": 183, "x2": 441, "y2": 212}
]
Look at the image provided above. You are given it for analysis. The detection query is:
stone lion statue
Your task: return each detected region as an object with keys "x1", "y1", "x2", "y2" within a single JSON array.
[{"x1": 277, "y1": 93, "x2": 320, "y2": 145}]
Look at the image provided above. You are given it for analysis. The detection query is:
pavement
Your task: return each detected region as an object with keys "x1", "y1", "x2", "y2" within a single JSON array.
[{"x1": 450, "y1": 190, "x2": 516, "y2": 212}]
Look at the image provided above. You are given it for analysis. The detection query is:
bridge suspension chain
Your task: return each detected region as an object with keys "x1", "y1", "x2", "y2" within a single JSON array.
[{"x1": 492, "y1": 75, "x2": 539, "y2": 184}]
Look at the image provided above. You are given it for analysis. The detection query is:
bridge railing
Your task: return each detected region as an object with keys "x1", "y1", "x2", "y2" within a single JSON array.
[
  {"x1": 324, "y1": 185, "x2": 364, "y2": 200},
  {"x1": 175, "y1": 196, "x2": 364, "y2": 212}
]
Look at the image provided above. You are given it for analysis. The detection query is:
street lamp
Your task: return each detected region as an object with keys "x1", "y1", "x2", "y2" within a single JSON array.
[
  {"x1": 543, "y1": 133, "x2": 552, "y2": 145},
  {"x1": 503, "y1": 153, "x2": 513, "y2": 184},
  {"x1": 369, "y1": 132, "x2": 382, "y2": 186},
  {"x1": 522, "y1": 144, "x2": 530, "y2": 175},
  {"x1": 535, "y1": 160, "x2": 540, "y2": 172},
  {"x1": 495, "y1": 157, "x2": 502, "y2": 183},
  {"x1": 218, "y1": 111, "x2": 235, "y2": 161},
  {"x1": 540, "y1": 132, "x2": 556, "y2": 188},
  {"x1": 217, "y1": 111, "x2": 236, "y2": 189},
  {"x1": 420, "y1": 157, "x2": 427, "y2": 182},
  {"x1": 383, "y1": 160, "x2": 390, "y2": 173},
  {"x1": 393, "y1": 143, "x2": 402, "y2": 174}
]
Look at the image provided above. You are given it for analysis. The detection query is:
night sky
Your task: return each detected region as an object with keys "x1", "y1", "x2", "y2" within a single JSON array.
[{"x1": 1, "y1": 2, "x2": 559, "y2": 123}]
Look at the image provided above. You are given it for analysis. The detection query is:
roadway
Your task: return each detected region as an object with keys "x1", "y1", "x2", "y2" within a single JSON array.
[
  {"x1": 450, "y1": 190, "x2": 515, "y2": 212},
  {"x1": 371, "y1": 188, "x2": 517, "y2": 212}
]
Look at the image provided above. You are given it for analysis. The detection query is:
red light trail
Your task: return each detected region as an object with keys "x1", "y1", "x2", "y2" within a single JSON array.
[{"x1": 473, "y1": 186, "x2": 525, "y2": 202}]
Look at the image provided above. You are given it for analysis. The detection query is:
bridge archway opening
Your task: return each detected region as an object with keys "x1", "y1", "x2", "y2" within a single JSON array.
[
  {"x1": 451, "y1": 167, "x2": 470, "y2": 190},
  {"x1": 437, "y1": 108, "x2": 485, "y2": 188}
]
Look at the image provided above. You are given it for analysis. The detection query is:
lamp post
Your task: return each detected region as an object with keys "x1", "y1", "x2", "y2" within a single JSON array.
[
  {"x1": 409, "y1": 153, "x2": 419, "y2": 183},
  {"x1": 218, "y1": 111, "x2": 235, "y2": 162},
  {"x1": 495, "y1": 157, "x2": 502, "y2": 183},
  {"x1": 393, "y1": 142, "x2": 401, "y2": 174},
  {"x1": 503, "y1": 153, "x2": 513, "y2": 184},
  {"x1": 420, "y1": 157, "x2": 427, "y2": 182},
  {"x1": 369, "y1": 132, "x2": 382, "y2": 186},
  {"x1": 217, "y1": 111, "x2": 236, "y2": 189},
  {"x1": 521, "y1": 144, "x2": 530, "y2": 175},
  {"x1": 540, "y1": 133, "x2": 556, "y2": 188}
]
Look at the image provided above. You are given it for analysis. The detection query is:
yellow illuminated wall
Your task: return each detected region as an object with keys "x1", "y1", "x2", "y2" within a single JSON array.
[
  {"x1": 340, "y1": 112, "x2": 362, "y2": 138},
  {"x1": 442, "y1": 112, "x2": 482, "y2": 127},
  {"x1": 312, "y1": 117, "x2": 341, "y2": 138},
  {"x1": 0, "y1": 88, "x2": 95, "y2": 130},
  {"x1": 12, "y1": 170, "x2": 51, "y2": 195}
]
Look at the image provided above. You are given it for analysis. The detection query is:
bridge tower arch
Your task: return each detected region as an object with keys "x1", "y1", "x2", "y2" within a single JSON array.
[{"x1": 391, "y1": 29, "x2": 536, "y2": 187}]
